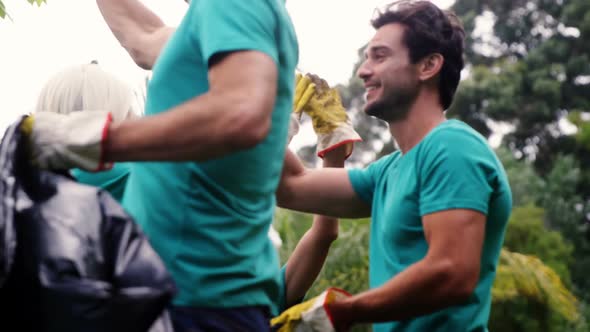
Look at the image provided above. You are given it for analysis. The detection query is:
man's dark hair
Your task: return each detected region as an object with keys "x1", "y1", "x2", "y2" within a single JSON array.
[{"x1": 372, "y1": 1, "x2": 465, "y2": 110}]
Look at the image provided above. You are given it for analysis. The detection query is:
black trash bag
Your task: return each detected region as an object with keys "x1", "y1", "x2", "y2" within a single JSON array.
[
  {"x1": 0, "y1": 121, "x2": 18, "y2": 287},
  {"x1": 0, "y1": 117, "x2": 176, "y2": 332}
]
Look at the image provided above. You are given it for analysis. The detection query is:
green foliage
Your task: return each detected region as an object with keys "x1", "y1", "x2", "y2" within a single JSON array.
[
  {"x1": 274, "y1": 209, "x2": 371, "y2": 332},
  {"x1": 569, "y1": 111, "x2": 590, "y2": 150},
  {"x1": 289, "y1": 1, "x2": 590, "y2": 330},
  {"x1": 502, "y1": 205, "x2": 574, "y2": 284},
  {"x1": 0, "y1": 0, "x2": 46, "y2": 20},
  {"x1": 274, "y1": 209, "x2": 370, "y2": 298},
  {"x1": 493, "y1": 249, "x2": 579, "y2": 322},
  {"x1": 495, "y1": 147, "x2": 543, "y2": 206}
]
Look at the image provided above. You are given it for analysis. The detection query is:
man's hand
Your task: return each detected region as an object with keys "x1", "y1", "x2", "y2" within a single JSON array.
[
  {"x1": 299, "y1": 74, "x2": 361, "y2": 159},
  {"x1": 21, "y1": 111, "x2": 113, "y2": 171}
]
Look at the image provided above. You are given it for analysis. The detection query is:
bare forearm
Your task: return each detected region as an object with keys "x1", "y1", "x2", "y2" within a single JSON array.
[
  {"x1": 329, "y1": 258, "x2": 471, "y2": 327},
  {"x1": 96, "y1": 0, "x2": 172, "y2": 69},
  {"x1": 105, "y1": 93, "x2": 265, "y2": 162},
  {"x1": 284, "y1": 215, "x2": 338, "y2": 307},
  {"x1": 277, "y1": 150, "x2": 370, "y2": 218}
]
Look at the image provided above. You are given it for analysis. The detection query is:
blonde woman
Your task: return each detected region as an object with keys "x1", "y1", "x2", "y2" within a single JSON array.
[{"x1": 35, "y1": 63, "x2": 139, "y2": 202}]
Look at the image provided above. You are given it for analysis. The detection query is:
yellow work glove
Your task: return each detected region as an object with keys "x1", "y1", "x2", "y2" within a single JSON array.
[
  {"x1": 293, "y1": 73, "x2": 316, "y2": 115},
  {"x1": 21, "y1": 111, "x2": 113, "y2": 171},
  {"x1": 271, "y1": 288, "x2": 350, "y2": 332},
  {"x1": 288, "y1": 73, "x2": 317, "y2": 145},
  {"x1": 300, "y1": 74, "x2": 361, "y2": 159}
]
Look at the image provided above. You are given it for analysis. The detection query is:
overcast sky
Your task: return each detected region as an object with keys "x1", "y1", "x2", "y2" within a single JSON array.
[{"x1": 0, "y1": 0, "x2": 454, "y2": 132}]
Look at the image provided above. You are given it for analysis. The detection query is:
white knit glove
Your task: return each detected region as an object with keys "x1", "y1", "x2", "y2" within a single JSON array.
[{"x1": 21, "y1": 111, "x2": 113, "y2": 171}]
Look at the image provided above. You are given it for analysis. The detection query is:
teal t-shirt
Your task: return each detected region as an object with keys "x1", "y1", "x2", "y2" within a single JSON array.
[
  {"x1": 71, "y1": 163, "x2": 130, "y2": 202},
  {"x1": 349, "y1": 120, "x2": 512, "y2": 332},
  {"x1": 122, "y1": 0, "x2": 298, "y2": 315},
  {"x1": 277, "y1": 265, "x2": 288, "y2": 313}
]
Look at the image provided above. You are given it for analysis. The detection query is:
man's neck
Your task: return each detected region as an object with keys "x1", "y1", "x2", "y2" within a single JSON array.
[{"x1": 389, "y1": 93, "x2": 446, "y2": 154}]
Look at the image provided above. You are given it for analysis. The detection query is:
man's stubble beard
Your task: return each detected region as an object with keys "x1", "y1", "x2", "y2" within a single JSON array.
[{"x1": 364, "y1": 87, "x2": 417, "y2": 123}]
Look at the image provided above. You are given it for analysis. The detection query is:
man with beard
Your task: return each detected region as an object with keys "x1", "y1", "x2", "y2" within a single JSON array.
[{"x1": 275, "y1": 1, "x2": 512, "y2": 331}]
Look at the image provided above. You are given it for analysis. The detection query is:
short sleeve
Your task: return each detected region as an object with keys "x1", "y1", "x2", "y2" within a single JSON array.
[
  {"x1": 192, "y1": 0, "x2": 279, "y2": 66},
  {"x1": 418, "y1": 128, "x2": 496, "y2": 216},
  {"x1": 348, "y1": 154, "x2": 397, "y2": 205}
]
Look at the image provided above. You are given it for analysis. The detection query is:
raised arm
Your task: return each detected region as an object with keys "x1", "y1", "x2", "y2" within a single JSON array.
[
  {"x1": 282, "y1": 146, "x2": 346, "y2": 308},
  {"x1": 96, "y1": 0, "x2": 175, "y2": 69},
  {"x1": 277, "y1": 149, "x2": 370, "y2": 219}
]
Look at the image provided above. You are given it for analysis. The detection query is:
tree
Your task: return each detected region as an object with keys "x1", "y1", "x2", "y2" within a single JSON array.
[
  {"x1": 0, "y1": 0, "x2": 46, "y2": 20},
  {"x1": 450, "y1": 0, "x2": 590, "y2": 318},
  {"x1": 490, "y1": 205, "x2": 583, "y2": 332}
]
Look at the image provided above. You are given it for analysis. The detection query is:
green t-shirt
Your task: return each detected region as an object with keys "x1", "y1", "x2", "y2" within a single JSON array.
[
  {"x1": 71, "y1": 163, "x2": 130, "y2": 202},
  {"x1": 122, "y1": 0, "x2": 298, "y2": 315},
  {"x1": 348, "y1": 120, "x2": 512, "y2": 332}
]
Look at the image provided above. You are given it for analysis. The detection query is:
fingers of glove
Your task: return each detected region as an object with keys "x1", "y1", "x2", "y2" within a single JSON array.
[
  {"x1": 294, "y1": 76, "x2": 316, "y2": 114},
  {"x1": 20, "y1": 115, "x2": 35, "y2": 137},
  {"x1": 300, "y1": 75, "x2": 348, "y2": 134},
  {"x1": 294, "y1": 74, "x2": 314, "y2": 107},
  {"x1": 294, "y1": 83, "x2": 316, "y2": 114},
  {"x1": 307, "y1": 73, "x2": 329, "y2": 93}
]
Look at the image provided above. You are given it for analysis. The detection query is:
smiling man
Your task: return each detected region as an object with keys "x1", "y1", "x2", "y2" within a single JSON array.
[{"x1": 276, "y1": 1, "x2": 512, "y2": 331}]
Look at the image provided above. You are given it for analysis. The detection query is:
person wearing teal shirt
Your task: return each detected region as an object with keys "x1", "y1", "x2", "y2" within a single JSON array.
[
  {"x1": 276, "y1": 1, "x2": 512, "y2": 331},
  {"x1": 92, "y1": 0, "x2": 299, "y2": 331},
  {"x1": 71, "y1": 164, "x2": 130, "y2": 202}
]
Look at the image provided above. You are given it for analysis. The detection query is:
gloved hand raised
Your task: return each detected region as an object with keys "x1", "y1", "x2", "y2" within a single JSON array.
[
  {"x1": 299, "y1": 74, "x2": 361, "y2": 159},
  {"x1": 20, "y1": 111, "x2": 113, "y2": 171},
  {"x1": 271, "y1": 288, "x2": 350, "y2": 332},
  {"x1": 287, "y1": 73, "x2": 316, "y2": 145}
]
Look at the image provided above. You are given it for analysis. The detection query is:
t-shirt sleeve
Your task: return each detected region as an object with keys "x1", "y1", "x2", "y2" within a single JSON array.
[
  {"x1": 348, "y1": 154, "x2": 393, "y2": 205},
  {"x1": 419, "y1": 128, "x2": 496, "y2": 216},
  {"x1": 191, "y1": 0, "x2": 279, "y2": 66}
]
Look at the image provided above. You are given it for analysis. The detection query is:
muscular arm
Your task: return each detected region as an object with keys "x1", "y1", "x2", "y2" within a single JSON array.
[
  {"x1": 277, "y1": 149, "x2": 370, "y2": 219},
  {"x1": 104, "y1": 50, "x2": 277, "y2": 161},
  {"x1": 283, "y1": 146, "x2": 346, "y2": 308},
  {"x1": 328, "y1": 209, "x2": 486, "y2": 329},
  {"x1": 96, "y1": 0, "x2": 175, "y2": 69}
]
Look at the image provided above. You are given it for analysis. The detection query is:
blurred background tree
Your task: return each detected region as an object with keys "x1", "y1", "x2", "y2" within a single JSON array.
[{"x1": 0, "y1": 0, "x2": 45, "y2": 20}]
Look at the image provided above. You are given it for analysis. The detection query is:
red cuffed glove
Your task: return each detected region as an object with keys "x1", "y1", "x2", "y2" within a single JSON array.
[{"x1": 21, "y1": 111, "x2": 113, "y2": 171}]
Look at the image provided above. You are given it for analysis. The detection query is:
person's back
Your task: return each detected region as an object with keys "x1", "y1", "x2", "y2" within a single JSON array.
[{"x1": 122, "y1": 0, "x2": 298, "y2": 318}]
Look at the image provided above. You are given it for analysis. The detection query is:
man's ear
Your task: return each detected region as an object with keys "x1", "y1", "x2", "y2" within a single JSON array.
[{"x1": 418, "y1": 53, "x2": 444, "y2": 82}]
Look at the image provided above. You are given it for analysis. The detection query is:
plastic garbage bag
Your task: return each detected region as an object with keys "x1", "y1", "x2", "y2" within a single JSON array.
[
  {"x1": 0, "y1": 122, "x2": 18, "y2": 287},
  {"x1": 0, "y1": 117, "x2": 176, "y2": 332}
]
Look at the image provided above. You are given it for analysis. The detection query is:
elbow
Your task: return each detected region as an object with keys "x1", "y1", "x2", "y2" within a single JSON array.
[
  {"x1": 435, "y1": 259, "x2": 480, "y2": 303},
  {"x1": 276, "y1": 180, "x2": 296, "y2": 209},
  {"x1": 225, "y1": 102, "x2": 272, "y2": 150},
  {"x1": 317, "y1": 229, "x2": 338, "y2": 245},
  {"x1": 128, "y1": 49, "x2": 154, "y2": 70}
]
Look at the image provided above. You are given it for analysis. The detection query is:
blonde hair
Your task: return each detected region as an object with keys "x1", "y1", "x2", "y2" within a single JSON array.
[{"x1": 36, "y1": 63, "x2": 138, "y2": 123}]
